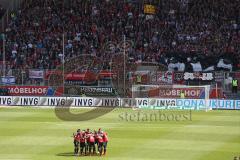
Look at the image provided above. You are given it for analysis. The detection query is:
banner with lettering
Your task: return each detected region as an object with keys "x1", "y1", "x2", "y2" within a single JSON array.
[{"x1": 29, "y1": 70, "x2": 44, "y2": 79}]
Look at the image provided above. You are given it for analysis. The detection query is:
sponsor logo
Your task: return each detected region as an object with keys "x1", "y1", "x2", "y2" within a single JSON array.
[
  {"x1": 158, "y1": 88, "x2": 202, "y2": 98},
  {"x1": 0, "y1": 86, "x2": 61, "y2": 96},
  {"x1": 1, "y1": 86, "x2": 47, "y2": 96}
]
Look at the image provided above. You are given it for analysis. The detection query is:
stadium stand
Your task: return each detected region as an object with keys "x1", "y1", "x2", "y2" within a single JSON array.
[
  {"x1": 0, "y1": 0, "x2": 239, "y2": 98},
  {"x1": 1, "y1": 0, "x2": 239, "y2": 70}
]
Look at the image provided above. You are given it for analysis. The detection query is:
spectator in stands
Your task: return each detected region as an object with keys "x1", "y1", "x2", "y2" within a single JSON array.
[
  {"x1": 2, "y1": 0, "x2": 240, "y2": 76},
  {"x1": 232, "y1": 78, "x2": 238, "y2": 93}
]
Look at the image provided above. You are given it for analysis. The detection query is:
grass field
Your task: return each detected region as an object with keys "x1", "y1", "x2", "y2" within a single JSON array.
[{"x1": 0, "y1": 107, "x2": 239, "y2": 160}]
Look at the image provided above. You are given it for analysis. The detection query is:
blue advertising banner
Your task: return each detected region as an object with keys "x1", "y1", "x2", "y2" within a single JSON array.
[
  {"x1": 235, "y1": 100, "x2": 240, "y2": 110},
  {"x1": 210, "y1": 99, "x2": 235, "y2": 109}
]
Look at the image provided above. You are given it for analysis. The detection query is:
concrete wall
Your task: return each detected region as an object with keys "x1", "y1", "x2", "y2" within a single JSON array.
[
  {"x1": 0, "y1": 0, "x2": 12, "y2": 9},
  {"x1": 0, "y1": 0, "x2": 22, "y2": 11}
]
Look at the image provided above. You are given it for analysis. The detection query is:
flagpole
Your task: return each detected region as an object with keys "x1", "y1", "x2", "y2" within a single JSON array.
[
  {"x1": 123, "y1": 34, "x2": 126, "y2": 97},
  {"x1": 62, "y1": 33, "x2": 65, "y2": 96},
  {"x1": 3, "y1": 33, "x2": 6, "y2": 77}
]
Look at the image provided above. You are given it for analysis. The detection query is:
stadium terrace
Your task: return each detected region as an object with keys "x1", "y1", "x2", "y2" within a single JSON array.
[{"x1": 0, "y1": 0, "x2": 239, "y2": 159}]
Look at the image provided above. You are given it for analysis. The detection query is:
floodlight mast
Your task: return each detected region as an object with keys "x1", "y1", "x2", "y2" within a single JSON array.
[
  {"x1": 62, "y1": 33, "x2": 65, "y2": 96},
  {"x1": 123, "y1": 34, "x2": 126, "y2": 98},
  {"x1": 2, "y1": 33, "x2": 6, "y2": 77}
]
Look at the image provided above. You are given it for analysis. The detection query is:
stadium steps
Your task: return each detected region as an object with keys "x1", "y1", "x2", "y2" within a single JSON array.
[
  {"x1": 224, "y1": 91, "x2": 240, "y2": 100},
  {"x1": 0, "y1": 0, "x2": 12, "y2": 9},
  {"x1": 136, "y1": 65, "x2": 159, "y2": 72}
]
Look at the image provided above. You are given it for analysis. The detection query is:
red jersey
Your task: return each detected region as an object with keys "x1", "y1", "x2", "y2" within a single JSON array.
[
  {"x1": 85, "y1": 131, "x2": 90, "y2": 142},
  {"x1": 98, "y1": 136, "x2": 103, "y2": 143},
  {"x1": 80, "y1": 132, "x2": 85, "y2": 143},
  {"x1": 94, "y1": 133, "x2": 98, "y2": 142},
  {"x1": 85, "y1": 133, "x2": 90, "y2": 142},
  {"x1": 103, "y1": 133, "x2": 108, "y2": 142},
  {"x1": 89, "y1": 134, "x2": 95, "y2": 143},
  {"x1": 74, "y1": 133, "x2": 81, "y2": 142}
]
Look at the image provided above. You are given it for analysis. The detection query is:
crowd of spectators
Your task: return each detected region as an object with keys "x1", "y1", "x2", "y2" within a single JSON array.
[{"x1": 1, "y1": 0, "x2": 240, "y2": 73}]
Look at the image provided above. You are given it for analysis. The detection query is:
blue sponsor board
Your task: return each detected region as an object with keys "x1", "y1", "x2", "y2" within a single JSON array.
[
  {"x1": 176, "y1": 99, "x2": 206, "y2": 110},
  {"x1": 171, "y1": 99, "x2": 238, "y2": 110},
  {"x1": 210, "y1": 99, "x2": 235, "y2": 109},
  {"x1": 235, "y1": 100, "x2": 240, "y2": 110}
]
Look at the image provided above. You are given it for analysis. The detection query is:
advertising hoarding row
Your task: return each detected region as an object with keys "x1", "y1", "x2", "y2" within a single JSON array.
[
  {"x1": 0, "y1": 86, "x2": 117, "y2": 97},
  {"x1": 0, "y1": 96, "x2": 239, "y2": 110},
  {"x1": 0, "y1": 85, "x2": 224, "y2": 99}
]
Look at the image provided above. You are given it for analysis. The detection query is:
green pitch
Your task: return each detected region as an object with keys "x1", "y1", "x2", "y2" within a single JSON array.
[{"x1": 0, "y1": 107, "x2": 239, "y2": 160}]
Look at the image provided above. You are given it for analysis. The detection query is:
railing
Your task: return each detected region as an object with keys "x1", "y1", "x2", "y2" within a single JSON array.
[{"x1": 0, "y1": 69, "x2": 239, "y2": 94}]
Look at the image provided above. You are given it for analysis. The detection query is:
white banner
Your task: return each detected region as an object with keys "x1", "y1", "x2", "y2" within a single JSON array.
[
  {"x1": 148, "y1": 99, "x2": 177, "y2": 109},
  {"x1": 184, "y1": 72, "x2": 213, "y2": 81},
  {"x1": 29, "y1": 70, "x2": 44, "y2": 79},
  {"x1": 0, "y1": 96, "x2": 239, "y2": 110},
  {"x1": 11, "y1": 96, "x2": 40, "y2": 106},
  {"x1": 68, "y1": 97, "x2": 95, "y2": 107},
  {"x1": 39, "y1": 97, "x2": 67, "y2": 106},
  {"x1": 0, "y1": 96, "x2": 12, "y2": 105}
]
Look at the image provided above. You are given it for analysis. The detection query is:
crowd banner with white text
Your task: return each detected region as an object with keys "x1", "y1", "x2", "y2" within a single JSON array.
[
  {"x1": 150, "y1": 71, "x2": 173, "y2": 85},
  {"x1": 184, "y1": 72, "x2": 214, "y2": 81},
  {"x1": 29, "y1": 70, "x2": 44, "y2": 79}
]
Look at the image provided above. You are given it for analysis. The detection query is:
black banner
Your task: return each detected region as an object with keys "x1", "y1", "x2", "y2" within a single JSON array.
[{"x1": 65, "y1": 87, "x2": 117, "y2": 96}]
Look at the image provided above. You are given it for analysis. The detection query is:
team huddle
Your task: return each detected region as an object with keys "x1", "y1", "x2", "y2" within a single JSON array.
[{"x1": 73, "y1": 128, "x2": 109, "y2": 156}]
